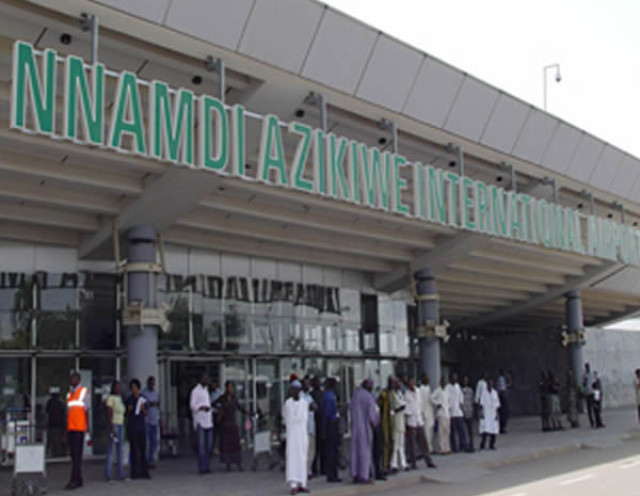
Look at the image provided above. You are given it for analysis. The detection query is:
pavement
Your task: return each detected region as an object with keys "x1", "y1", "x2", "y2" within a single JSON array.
[{"x1": 2, "y1": 407, "x2": 639, "y2": 496}]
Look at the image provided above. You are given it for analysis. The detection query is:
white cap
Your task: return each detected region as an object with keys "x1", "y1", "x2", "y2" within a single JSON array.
[{"x1": 49, "y1": 386, "x2": 60, "y2": 394}]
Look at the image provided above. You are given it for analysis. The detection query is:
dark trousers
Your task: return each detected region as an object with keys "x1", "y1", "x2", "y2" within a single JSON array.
[
  {"x1": 498, "y1": 392, "x2": 509, "y2": 433},
  {"x1": 67, "y1": 431, "x2": 84, "y2": 485},
  {"x1": 450, "y1": 417, "x2": 469, "y2": 452},
  {"x1": 540, "y1": 395, "x2": 550, "y2": 431},
  {"x1": 480, "y1": 433, "x2": 496, "y2": 449},
  {"x1": 371, "y1": 424, "x2": 384, "y2": 479},
  {"x1": 324, "y1": 420, "x2": 340, "y2": 481},
  {"x1": 312, "y1": 428, "x2": 324, "y2": 475},
  {"x1": 47, "y1": 427, "x2": 65, "y2": 457},
  {"x1": 128, "y1": 428, "x2": 150, "y2": 479},
  {"x1": 463, "y1": 417, "x2": 474, "y2": 449},
  {"x1": 406, "y1": 426, "x2": 433, "y2": 468},
  {"x1": 593, "y1": 400, "x2": 604, "y2": 428},
  {"x1": 586, "y1": 394, "x2": 596, "y2": 427}
]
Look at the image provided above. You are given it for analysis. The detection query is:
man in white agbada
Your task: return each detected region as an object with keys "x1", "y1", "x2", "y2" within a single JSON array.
[
  {"x1": 389, "y1": 378, "x2": 407, "y2": 472},
  {"x1": 283, "y1": 380, "x2": 310, "y2": 495},
  {"x1": 479, "y1": 379, "x2": 501, "y2": 450},
  {"x1": 430, "y1": 376, "x2": 452, "y2": 454},
  {"x1": 419, "y1": 374, "x2": 435, "y2": 453}
]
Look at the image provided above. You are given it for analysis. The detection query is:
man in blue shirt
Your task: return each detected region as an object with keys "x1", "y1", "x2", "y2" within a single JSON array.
[
  {"x1": 322, "y1": 377, "x2": 341, "y2": 483},
  {"x1": 142, "y1": 376, "x2": 160, "y2": 468}
]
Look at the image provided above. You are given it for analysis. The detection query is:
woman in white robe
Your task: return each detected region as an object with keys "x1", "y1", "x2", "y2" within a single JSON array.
[
  {"x1": 283, "y1": 381, "x2": 309, "y2": 494},
  {"x1": 479, "y1": 379, "x2": 501, "y2": 450}
]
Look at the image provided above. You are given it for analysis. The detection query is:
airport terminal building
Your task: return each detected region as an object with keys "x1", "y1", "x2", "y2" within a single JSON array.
[{"x1": 1, "y1": 0, "x2": 640, "y2": 460}]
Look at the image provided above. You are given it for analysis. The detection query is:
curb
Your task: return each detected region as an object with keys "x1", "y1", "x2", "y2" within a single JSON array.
[
  {"x1": 312, "y1": 473, "x2": 423, "y2": 496},
  {"x1": 479, "y1": 443, "x2": 582, "y2": 470}
]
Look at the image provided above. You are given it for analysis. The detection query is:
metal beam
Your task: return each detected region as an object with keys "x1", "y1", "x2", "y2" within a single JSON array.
[
  {"x1": 163, "y1": 227, "x2": 393, "y2": 273},
  {"x1": 0, "y1": 177, "x2": 120, "y2": 214},
  {"x1": 175, "y1": 211, "x2": 415, "y2": 262},
  {"x1": 0, "y1": 200, "x2": 99, "y2": 231},
  {"x1": 373, "y1": 233, "x2": 492, "y2": 293},
  {"x1": 453, "y1": 261, "x2": 621, "y2": 329},
  {"x1": 199, "y1": 195, "x2": 435, "y2": 249}
]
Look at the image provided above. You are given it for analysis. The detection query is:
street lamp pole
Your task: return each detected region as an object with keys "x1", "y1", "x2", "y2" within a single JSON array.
[{"x1": 543, "y1": 63, "x2": 561, "y2": 111}]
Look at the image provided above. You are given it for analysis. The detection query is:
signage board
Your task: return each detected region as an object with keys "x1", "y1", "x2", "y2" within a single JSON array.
[{"x1": 9, "y1": 41, "x2": 640, "y2": 268}]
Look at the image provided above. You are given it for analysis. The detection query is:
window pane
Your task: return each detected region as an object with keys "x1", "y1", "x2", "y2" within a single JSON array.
[
  {"x1": 0, "y1": 273, "x2": 33, "y2": 350},
  {"x1": 36, "y1": 357, "x2": 75, "y2": 457},
  {"x1": 79, "y1": 357, "x2": 116, "y2": 455},
  {"x1": 80, "y1": 273, "x2": 118, "y2": 350}
]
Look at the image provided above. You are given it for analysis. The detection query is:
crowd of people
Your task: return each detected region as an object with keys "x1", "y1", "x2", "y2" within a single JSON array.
[
  {"x1": 55, "y1": 364, "x2": 640, "y2": 493},
  {"x1": 538, "y1": 363, "x2": 606, "y2": 432},
  {"x1": 280, "y1": 372, "x2": 507, "y2": 494}
]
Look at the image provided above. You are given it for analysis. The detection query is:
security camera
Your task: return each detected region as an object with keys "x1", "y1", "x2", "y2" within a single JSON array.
[{"x1": 555, "y1": 70, "x2": 562, "y2": 83}]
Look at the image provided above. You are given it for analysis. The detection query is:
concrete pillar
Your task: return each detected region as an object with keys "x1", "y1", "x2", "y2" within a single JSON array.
[
  {"x1": 126, "y1": 224, "x2": 158, "y2": 385},
  {"x1": 414, "y1": 269, "x2": 441, "y2": 389},
  {"x1": 565, "y1": 289, "x2": 584, "y2": 381}
]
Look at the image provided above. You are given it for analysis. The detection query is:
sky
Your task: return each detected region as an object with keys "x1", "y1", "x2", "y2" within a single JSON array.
[
  {"x1": 322, "y1": 0, "x2": 640, "y2": 159},
  {"x1": 324, "y1": 0, "x2": 640, "y2": 332}
]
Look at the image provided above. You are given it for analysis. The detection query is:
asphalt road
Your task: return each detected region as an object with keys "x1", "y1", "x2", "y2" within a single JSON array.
[{"x1": 391, "y1": 438, "x2": 640, "y2": 496}]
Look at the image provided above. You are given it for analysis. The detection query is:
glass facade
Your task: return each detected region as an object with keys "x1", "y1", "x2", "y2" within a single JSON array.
[{"x1": 0, "y1": 268, "x2": 414, "y2": 464}]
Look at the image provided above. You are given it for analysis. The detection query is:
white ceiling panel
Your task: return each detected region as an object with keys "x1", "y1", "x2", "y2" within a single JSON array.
[
  {"x1": 588, "y1": 145, "x2": 625, "y2": 189},
  {"x1": 512, "y1": 110, "x2": 558, "y2": 164},
  {"x1": 610, "y1": 155, "x2": 640, "y2": 197},
  {"x1": 480, "y1": 95, "x2": 529, "y2": 154},
  {"x1": 594, "y1": 267, "x2": 640, "y2": 295},
  {"x1": 402, "y1": 57, "x2": 464, "y2": 127},
  {"x1": 564, "y1": 134, "x2": 605, "y2": 183},
  {"x1": 444, "y1": 77, "x2": 499, "y2": 142},
  {"x1": 238, "y1": 0, "x2": 324, "y2": 74},
  {"x1": 356, "y1": 35, "x2": 423, "y2": 112},
  {"x1": 164, "y1": 0, "x2": 254, "y2": 51},
  {"x1": 540, "y1": 123, "x2": 582, "y2": 174},
  {"x1": 301, "y1": 9, "x2": 377, "y2": 94},
  {"x1": 93, "y1": 0, "x2": 171, "y2": 24}
]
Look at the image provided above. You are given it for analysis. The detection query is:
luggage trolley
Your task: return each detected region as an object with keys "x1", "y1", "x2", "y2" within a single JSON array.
[
  {"x1": 251, "y1": 413, "x2": 279, "y2": 471},
  {"x1": 11, "y1": 418, "x2": 46, "y2": 496}
]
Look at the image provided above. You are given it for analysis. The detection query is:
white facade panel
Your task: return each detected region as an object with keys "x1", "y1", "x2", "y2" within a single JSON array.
[
  {"x1": 356, "y1": 35, "x2": 423, "y2": 112},
  {"x1": 444, "y1": 77, "x2": 499, "y2": 142},
  {"x1": 277, "y1": 261, "x2": 302, "y2": 282},
  {"x1": 93, "y1": 0, "x2": 171, "y2": 24},
  {"x1": 221, "y1": 253, "x2": 251, "y2": 277},
  {"x1": 512, "y1": 110, "x2": 557, "y2": 164},
  {"x1": 251, "y1": 257, "x2": 278, "y2": 280},
  {"x1": 303, "y1": 264, "x2": 324, "y2": 285},
  {"x1": 34, "y1": 246, "x2": 78, "y2": 272},
  {"x1": 301, "y1": 9, "x2": 377, "y2": 94},
  {"x1": 480, "y1": 95, "x2": 529, "y2": 153},
  {"x1": 323, "y1": 268, "x2": 342, "y2": 287},
  {"x1": 238, "y1": 0, "x2": 325, "y2": 74},
  {"x1": 0, "y1": 240, "x2": 35, "y2": 272},
  {"x1": 539, "y1": 123, "x2": 582, "y2": 175},
  {"x1": 564, "y1": 135, "x2": 605, "y2": 183},
  {"x1": 164, "y1": 0, "x2": 254, "y2": 51},
  {"x1": 189, "y1": 248, "x2": 221, "y2": 275},
  {"x1": 628, "y1": 175, "x2": 640, "y2": 204},
  {"x1": 164, "y1": 244, "x2": 189, "y2": 275},
  {"x1": 588, "y1": 145, "x2": 625, "y2": 189},
  {"x1": 610, "y1": 156, "x2": 640, "y2": 197},
  {"x1": 402, "y1": 57, "x2": 464, "y2": 127}
]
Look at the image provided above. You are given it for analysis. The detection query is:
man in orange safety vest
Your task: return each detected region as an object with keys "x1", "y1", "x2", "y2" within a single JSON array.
[{"x1": 65, "y1": 371, "x2": 90, "y2": 490}]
